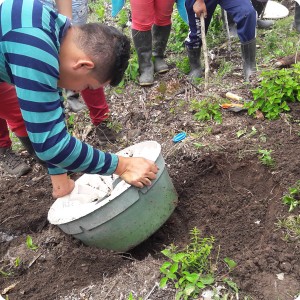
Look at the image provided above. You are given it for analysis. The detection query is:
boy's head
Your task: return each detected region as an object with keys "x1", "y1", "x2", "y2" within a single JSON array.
[{"x1": 58, "y1": 23, "x2": 130, "y2": 91}]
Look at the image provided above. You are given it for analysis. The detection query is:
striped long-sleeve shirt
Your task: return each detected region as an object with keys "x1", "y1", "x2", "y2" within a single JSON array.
[{"x1": 0, "y1": 0, "x2": 118, "y2": 175}]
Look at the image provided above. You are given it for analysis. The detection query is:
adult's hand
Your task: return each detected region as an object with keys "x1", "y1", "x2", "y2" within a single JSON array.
[
  {"x1": 115, "y1": 156, "x2": 159, "y2": 188},
  {"x1": 51, "y1": 173, "x2": 75, "y2": 198},
  {"x1": 193, "y1": 0, "x2": 207, "y2": 18}
]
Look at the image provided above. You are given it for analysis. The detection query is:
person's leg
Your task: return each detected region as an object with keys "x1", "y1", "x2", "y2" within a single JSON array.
[
  {"x1": 220, "y1": 0, "x2": 256, "y2": 81},
  {"x1": 130, "y1": 0, "x2": 155, "y2": 86},
  {"x1": 184, "y1": 0, "x2": 217, "y2": 79},
  {"x1": 152, "y1": 0, "x2": 174, "y2": 73},
  {"x1": 0, "y1": 83, "x2": 32, "y2": 176}
]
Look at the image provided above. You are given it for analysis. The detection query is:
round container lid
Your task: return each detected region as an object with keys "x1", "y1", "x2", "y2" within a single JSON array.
[
  {"x1": 262, "y1": 0, "x2": 289, "y2": 19},
  {"x1": 47, "y1": 141, "x2": 161, "y2": 225}
]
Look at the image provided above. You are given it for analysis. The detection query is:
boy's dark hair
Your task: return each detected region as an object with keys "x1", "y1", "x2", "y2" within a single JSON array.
[{"x1": 76, "y1": 23, "x2": 130, "y2": 86}]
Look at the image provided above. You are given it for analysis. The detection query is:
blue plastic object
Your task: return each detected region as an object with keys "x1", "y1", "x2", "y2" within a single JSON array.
[{"x1": 173, "y1": 132, "x2": 187, "y2": 143}]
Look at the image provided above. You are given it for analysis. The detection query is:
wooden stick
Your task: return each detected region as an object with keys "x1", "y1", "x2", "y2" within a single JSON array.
[{"x1": 200, "y1": 14, "x2": 209, "y2": 90}]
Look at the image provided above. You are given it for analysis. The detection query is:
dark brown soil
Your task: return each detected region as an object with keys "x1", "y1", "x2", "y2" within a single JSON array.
[{"x1": 1, "y1": 6, "x2": 300, "y2": 300}]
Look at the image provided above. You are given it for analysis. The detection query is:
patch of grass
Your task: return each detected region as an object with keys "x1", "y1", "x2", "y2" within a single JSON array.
[
  {"x1": 257, "y1": 17, "x2": 299, "y2": 64},
  {"x1": 88, "y1": 0, "x2": 106, "y2": 22},
  {"x1": 159, "y1": 227, "x2": 239, "y2": 300},
  {"x1": 216, "y1": 58, "x2": 234, "y2": 79},
  {"x1": 276, "y1": 215, "x2": 300, "y2": 242}
]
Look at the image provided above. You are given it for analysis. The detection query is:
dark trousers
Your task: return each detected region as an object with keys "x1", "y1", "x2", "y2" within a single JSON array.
[{"x1": 185, "y1": 0, "x2": 257, "y2": 48}]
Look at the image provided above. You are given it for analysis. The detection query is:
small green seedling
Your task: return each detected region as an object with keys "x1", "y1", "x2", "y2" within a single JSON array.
[
  {"x1": 257, "y1": 149, "x2": 275, "y2": 167},
  {"x1": 26, "y1": 235, "x2": 38, "y2": 251},
  {"x1": 14, "y1": 257, "x2": 21, "y2": 267},
  {"x1": 127, "y1": 293, "x2": 142, "y2": 300},
  {"x1": 282, "y1": 180, "x2": 300, "y2": 212}
]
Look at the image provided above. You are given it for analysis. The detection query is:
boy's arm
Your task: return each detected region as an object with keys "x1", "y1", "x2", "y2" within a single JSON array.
[{"x1": 55, "y1": 0, "x2": 72, "y2": 19}]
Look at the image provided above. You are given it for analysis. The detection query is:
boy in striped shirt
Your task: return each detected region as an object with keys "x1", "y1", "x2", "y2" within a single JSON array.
[{"x1": 0, "y1": 0, "x2": 158, "y2": 198}]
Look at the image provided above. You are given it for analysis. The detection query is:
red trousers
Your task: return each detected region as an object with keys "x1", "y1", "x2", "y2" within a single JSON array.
[
  {"x1": 130, "y1": 0, "x2": 174, "y2": 31},
  {"x1": 0, "y1": 82, "x2": 109, "y2": 148}
]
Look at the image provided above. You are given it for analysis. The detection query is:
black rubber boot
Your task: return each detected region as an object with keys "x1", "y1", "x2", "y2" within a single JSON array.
[
  {"x1": 18, "y1": 136, "x2": 46, "y2": 167},
  {"x1": 152, "y1": 24, "x2": 171, "y2": 73},
  {"x1": 252, "y1": 0, "x2": 274, "y2": 29},
  {"x1": 241, "y1": 38, "x2": 257, "y2": 82},
  {"x1": 132, "y1": 29, "x2": 154, "y2": 86},
  {"x1": 294, "y1": 2, "x2": 300, "y2": 33},
  {"x1": 186, "y1": 47, "x2": 202, "y2": 80},
  {"x1": 0, "y1": 147, "x2": 31, "y2": 177}
]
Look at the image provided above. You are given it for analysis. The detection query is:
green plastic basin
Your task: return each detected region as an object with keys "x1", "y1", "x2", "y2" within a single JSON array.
[{"x1": 48, "y1": 141, "x2": 178, "y2": 252}]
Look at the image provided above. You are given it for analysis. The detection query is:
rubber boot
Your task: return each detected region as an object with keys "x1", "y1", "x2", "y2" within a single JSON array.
[
  {"x1": 251, "y1": 0, "x2": 274, "y2": 29},
  {"x1": 152, "y1": 24, "x2": 171, "y2": 73},
  {"x1": 241, "y1": 38, "x2": 257, "y2": 82},
  {"x1": 18, "y1": 136, "x2": 46, "y2": 167},
  {"x1": 132, "y1": 29, "x2": 154, "y2": 86},
  {"x1": 294, "y1": 2, "x2": 300, "y2": 33},
  {"x1": 66, "y1": 90, "x2": 86, "y2": 113},
  {"x1": 186, "y1": 47, "x2": 202, "y2": 79}
]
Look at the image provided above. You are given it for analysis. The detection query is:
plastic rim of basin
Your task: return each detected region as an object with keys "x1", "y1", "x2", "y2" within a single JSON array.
[{"x1": 47, "y1": 141, "x2": 178, "y2": 251}]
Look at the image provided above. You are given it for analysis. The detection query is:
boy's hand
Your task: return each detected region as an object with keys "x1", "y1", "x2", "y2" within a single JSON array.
[
  {"x1": 50, "y1": 174, "x2": 75, "y2": 198},
  {"x1": 193, "y1": 0, "x2": 207, "y2": 18},
  {"x1": 115, "y1": 156, "x2": 159, "y2": 188}
]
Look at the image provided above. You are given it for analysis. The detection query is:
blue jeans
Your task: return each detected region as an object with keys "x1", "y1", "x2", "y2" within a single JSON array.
[
  {"x1": 39, "y1": 0, "x2": 88, "y2": 25},
  {"x1": 185, "y1": 0, "x2": 256, "y2": 48}
]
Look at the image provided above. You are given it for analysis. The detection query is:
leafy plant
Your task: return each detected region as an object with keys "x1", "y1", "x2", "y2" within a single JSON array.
[
  {"x1": 282, "y1": 180, "x2": 300, "y2": 212},
  {"x1": 159, "y1": 227, "x2": 238, "y2": 300},
  {"x1": 121, "y1": 52, "x2": 139, "y2": 85},
  {"x1": 176, "y1": 57, "x2": 190, "y2": 74},
  {"x1": 257, "y1": 149, "x2": 274, "y2": 167},
  {"x1": 245, "y1": 64, "x2": 300, "y2": 120},
  {"x1": 169, "y1": 10, "x2": 189, "y2": 53},
  {"x1": 191, "y1": 99, "x2": 222, "y2": 124},
  {"x1": 26, "y1": 235, "x2": 38, "y2": 251}
]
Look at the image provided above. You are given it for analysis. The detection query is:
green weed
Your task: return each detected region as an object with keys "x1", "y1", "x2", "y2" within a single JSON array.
[
  {"x1": 26, "y1": 235, "x2": 38, "y2": 251},
  {"x1": 282, "y1": 180, "x2": 300, "y2": 212},
  {"x1": 245, "y1": 64, "x2": 300, "y2": 120},
  {"x1": 159, "y1": 227, "x2": 238, "y2": 300},
  {"x1": 257, "y1": 149, "x2": 275, "y2": 167},
  {"x1": 190, "y1": 99, "x2": 222, "y2": 124}
]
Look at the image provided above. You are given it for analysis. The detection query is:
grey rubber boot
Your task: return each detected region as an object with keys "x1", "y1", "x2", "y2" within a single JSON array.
[
  {"x1": 241, "y1": 38, "x2": 257, "y2": 82},
  {"x1": 66, "y1": 90, "x2": 86, "y2": 113},
  {"x1": 132, "y1": 29, "x2": 154, "y2": 86},
  {"x1": 18, "y1": 136, "x2": 46, "y2": 167},
  {"x1": 294, "y1": 2, "x2": 300, "y2": 33},
  {"x1": 0, "y1": 147, "x2": 32, "y2": 176},
  {"x1": 152, "y1": 24, "x2": 171, "y2": 73},
  {"x1": 186, "y1": 47, "x2": 202, "y2": 79},
  {"x1": 252, "y1": 0, "x2": 274, "y2": 29}
]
